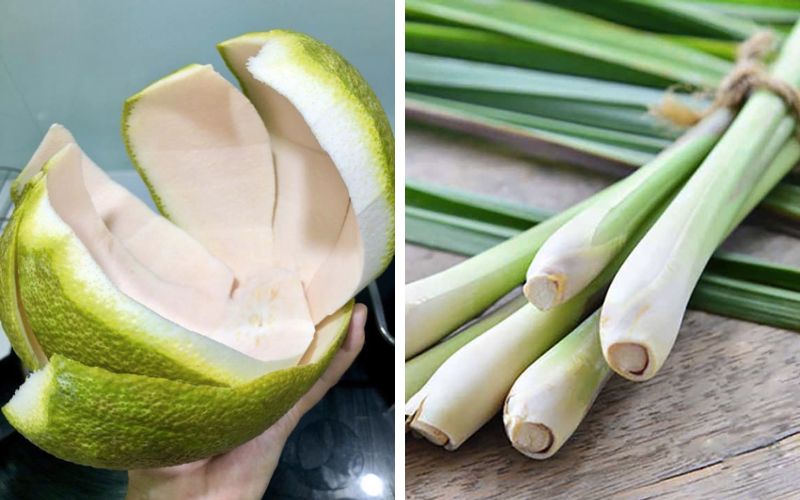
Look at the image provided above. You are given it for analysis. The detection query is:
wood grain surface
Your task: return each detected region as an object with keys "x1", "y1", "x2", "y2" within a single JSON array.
[{"x1": 405, "y1": 125, "x2": 800, "y2": 499}]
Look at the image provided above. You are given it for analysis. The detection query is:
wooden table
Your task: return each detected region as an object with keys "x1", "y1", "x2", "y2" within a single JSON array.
[{"x1": 405, "y1": 124, "x2": 800, "y2": 499}]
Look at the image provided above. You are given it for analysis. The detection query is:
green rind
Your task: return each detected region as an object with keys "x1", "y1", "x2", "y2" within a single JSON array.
[
  {"x1": 3, "y1": 302, "x2": 352, "y2": 469},
  {"x1": 219, "y1": 30, "x2": 395, "y2": 269},
  {"x1": 0, "y1": 204, "x2": 43, "y2": 371},
  {"x1": 15, "y1": 176, "x2": 264, "y2": 387}
]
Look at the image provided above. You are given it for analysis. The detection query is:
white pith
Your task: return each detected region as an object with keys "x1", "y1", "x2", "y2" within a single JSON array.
[{"x1": 5, "y1": 364, "x2": 51, "y2": 434}]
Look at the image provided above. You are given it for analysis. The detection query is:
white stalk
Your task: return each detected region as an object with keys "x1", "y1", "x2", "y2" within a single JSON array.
[
  {"x1": 405, "y1": 294, "x2": 527, "y2": 401},
  {"x1": 524, "y1": 109, "x2": 732, "y2": 310},
  {"x1": 405, "y1": 298, "x2": 587, "y2": 449},
  {"x1": 504, "y1": 311, "x2": 610, "y2": 459},
  {"x1": 600, "y1": 23, "x2": 800, "y2": 381}
]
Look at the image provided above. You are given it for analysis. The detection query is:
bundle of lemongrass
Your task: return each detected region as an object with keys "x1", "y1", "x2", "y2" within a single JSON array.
[{"x1": 405, "y1": 8, "x2": 800, "y2": 458}]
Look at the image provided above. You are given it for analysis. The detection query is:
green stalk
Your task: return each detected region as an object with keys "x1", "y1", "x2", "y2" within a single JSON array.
[
  {"x1": 406, "y1": 161, "x2": 667, "y2": 359},
  {"x1": 504, "y1": 129, "x2": 800, "y2": 459},
  {"x1": 600, "y1": 22, "x2": 800, "y2": 381},
  {"x1": 404, "y1": 201, "x2": 585, "y2": 359},
  {"x1": 524, "y1": 110, "x2": 731, "y2": 310},
  {"x1": 405, "y1": 295, "x2": 527, "y2": 401},
  {"x1": 504, "y1": 269, "x2": 800, "y2": 459}
]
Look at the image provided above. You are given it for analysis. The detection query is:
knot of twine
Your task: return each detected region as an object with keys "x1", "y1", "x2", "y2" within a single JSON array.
[{"x1": 651, "y1": 31, "x2": 800, "y2": 129}]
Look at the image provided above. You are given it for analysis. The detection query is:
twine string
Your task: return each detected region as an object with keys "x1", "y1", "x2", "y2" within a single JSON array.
[{"x1": 651, "y1": 31, "x2": 800, "y2": 130}]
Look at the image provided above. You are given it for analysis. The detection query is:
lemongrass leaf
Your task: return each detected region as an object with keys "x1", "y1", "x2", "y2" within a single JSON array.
[
  {"x1": 411, "y1": 92, "x2": 670, "y2": 153},
  {"x1": 662, "y1": 35, "x2": 739, "y2": 60},
  {"x1": 405, "y1": 0, "x2": 731, "y2": 86},
  {"x1": 406, "y1": 93, "x2": 800, "y2": 223},
  {"x1": 407, "y1": 93, "x2": 659, "y2": 165},
  {"x1": 406, "y1": 22, "x2": 670, "y2": 86},
  {"x1": 690, "y1": 2, "x2": 800, "y2": 25},
  {"x1": 539, "y1": 0, "x2": 761, "y2": 40},
  {"x1": 406, "y1": 52, "x2": 693, "y2": 108}
]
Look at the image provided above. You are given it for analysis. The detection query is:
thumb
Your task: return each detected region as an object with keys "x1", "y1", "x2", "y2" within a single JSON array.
[{"x1": 292, "y1": 303, "x2": 367, "y2": 416}]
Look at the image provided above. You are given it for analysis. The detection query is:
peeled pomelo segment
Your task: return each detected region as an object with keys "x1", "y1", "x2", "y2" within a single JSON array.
[
  {"x1": 13, "y1": 124, "x2": 235, "y2": 297},
  {"x1": 268, "y1": 135, "x2": 352, "y2": 285},
  {"x1": 13, "y1": 123, "x2": 76, "y2": 202},
  {"x1": 44, "y1": 145, "x2": 231, "y2": 336},
  {"x1": 306, "y1": 208, "x2": 364, "y2": 322},
  {"x1": 218, "y1": 30, "x2": 395, "y2": 319},
  {"x1": 0, "y1": 211, "x2": 46, "y2": 370},
  {"x1": 2, "y1": 302, "x2": 352, "y2": 469},
  {"x1": 123, "y1": 64, "x2": 277, "y2": 279},
  {"x1": 15, "y1": 149, "x2": 289, "y2": 386}
]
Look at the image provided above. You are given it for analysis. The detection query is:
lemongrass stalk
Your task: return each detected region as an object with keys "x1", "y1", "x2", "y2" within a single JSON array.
[
  {"x1": 606, "y1": 123, "x2": 800, "y2": 379},
  {"x1": 405, "y1": 294, "x2": 527, "y2": 401},
  {"x1": 524, "y1": 109, "x2": 732, "y2": 310},
  {"x1": 407, "y1": 193, "x2": 605, "y2": 359},
  {"x1": 504, "y1": 311, "x2": 609, "y2": 459},
  {"x1": 601, "y1": 22, "x2": 800, "y2": 381},
  {"x1": 405, "y1": 158, "x2": 687, "y2": 360},
  {"x1": 504, "y1": 134, "x2": 800, "y2": 457},
  {"x1": 404, "y1": 98, "x2": 713, "y2": 360}
]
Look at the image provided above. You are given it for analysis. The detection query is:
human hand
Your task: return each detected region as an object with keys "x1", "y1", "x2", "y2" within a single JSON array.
[{"x1": 125, "y1": 303, "x2": 368, "y2": 500}]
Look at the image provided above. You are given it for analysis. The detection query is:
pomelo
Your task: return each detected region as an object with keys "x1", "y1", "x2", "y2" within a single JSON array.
[{"x1": 1, "y1": 29, "x2": 392, "y2": 468}]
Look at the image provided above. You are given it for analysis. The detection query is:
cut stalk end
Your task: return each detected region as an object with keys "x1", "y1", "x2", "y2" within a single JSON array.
[
  {"x1": 606, "y1": 342, "x2": 649, "y2": 380},
  {"x1": 524, "y1": 273, "x2": 563, "y2": 310},
  {"x1": 505, "y1": 417, "x2": 554, "y2": 458},
  {"x1": 409, "y1": 419, "x2": 451, "y2": 448}
]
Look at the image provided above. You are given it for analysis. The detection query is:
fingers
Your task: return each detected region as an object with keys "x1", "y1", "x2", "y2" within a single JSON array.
[
  {"x1": 292, "y1": 303, "x2": 367, "y2": 417},
  {"x1": 215, "y1": 303, "x2": 368, "y2": 481}
]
